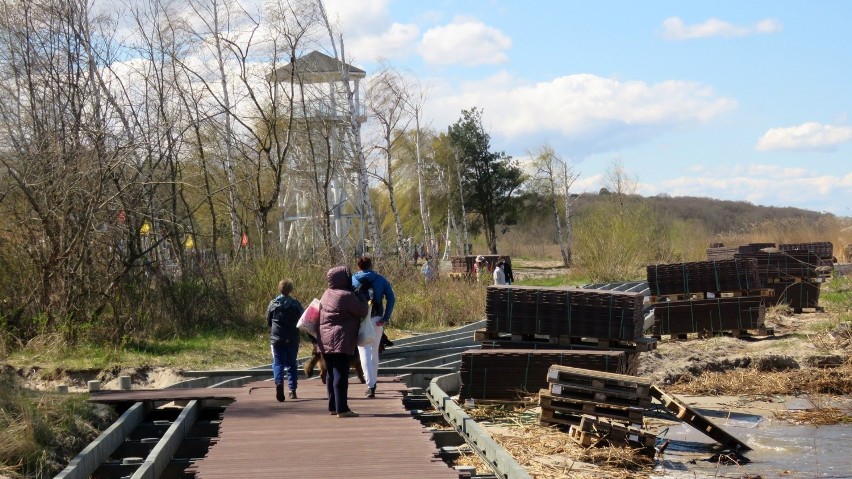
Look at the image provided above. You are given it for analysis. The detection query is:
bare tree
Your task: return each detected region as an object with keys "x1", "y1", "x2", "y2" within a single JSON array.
[
  {"x1": 531, "y1": 144, "x2": 579, "y2": 266},
  {"x1": 366, "y1": 61, "x2": 411, "y2": 260}
]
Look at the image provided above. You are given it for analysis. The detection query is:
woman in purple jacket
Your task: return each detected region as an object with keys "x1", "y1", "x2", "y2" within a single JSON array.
[{"x1": 317, "y1": 266, "x2": 370, "y2": 417}]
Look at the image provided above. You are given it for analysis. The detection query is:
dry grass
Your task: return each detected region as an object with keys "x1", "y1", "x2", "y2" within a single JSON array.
[
  {"x1": 669, "y1": 362, "x2": 852, "y2": 397},
  {"x1": 772, "y1": 407, "x2": 852, "y2": 426},
  {"x1": 451, "y1": 398, "x2": 653, "y2": 479}
]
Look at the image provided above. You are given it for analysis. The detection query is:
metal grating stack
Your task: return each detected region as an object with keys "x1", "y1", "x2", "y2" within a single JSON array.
[
  {"x1": 647, "y1": 258, "x2": 763, "y2": 296},
  {"x1": 780, "y1": 241, "x2": 835, "y2": 269},
  {"x1": 735, "y1": 250, "x2": 823, "y2": 310},
  {"x1": 458, "y1": 349, "x2": 628, "y2": 401},
  {"x1": 478, "y1": 341, "x2": 642, "y2": 375},
  {"x1": 652, "y1": 297, "x2": 765, "y2": 336},
  {"x1": 485, "y1": 286, "x2": 645, "y2": 342},
  {"x1": 779, "y1": 241, "x2": 833, "y2": 259},
  {"x1": 735, "y1": 250, "x2": 821, "y2": 279}
]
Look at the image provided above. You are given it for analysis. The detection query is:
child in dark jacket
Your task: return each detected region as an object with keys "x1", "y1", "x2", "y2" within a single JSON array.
[{"x1": 267, "y1": 279, "x2": 304, "y2": 402}]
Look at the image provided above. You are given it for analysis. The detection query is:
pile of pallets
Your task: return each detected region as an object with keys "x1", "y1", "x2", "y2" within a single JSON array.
[
  {"x1": 540, "y1": 365, "x2": 656, "y2": 455},
  {"x1": 485, "y1": 286, "x2": 645, "y2": 342},
  {"x1": 458, "y1": 349, "x2": 628, "y2": 401},
  {"x1": 466, "y1": 285, "x2": 654, "y2": 402},
  {"x1": 647, "y1": 258, "x2": 763, "y2": 296},
  {"x1": 647, "y1": 258, "x2": 772, "y2": 338},
  {"x1": 735, "y1": 250, "x2": 824, "y2": 312}
]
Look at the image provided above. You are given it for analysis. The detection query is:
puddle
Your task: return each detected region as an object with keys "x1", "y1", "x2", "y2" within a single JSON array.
[{"x1": 654, "y1": 417, "x2": 852, "y2": 478}]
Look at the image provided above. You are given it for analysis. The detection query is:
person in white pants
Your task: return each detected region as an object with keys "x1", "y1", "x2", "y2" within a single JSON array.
[{"x1": 352, "y1": 256, "x2": 396, "y2": 398}]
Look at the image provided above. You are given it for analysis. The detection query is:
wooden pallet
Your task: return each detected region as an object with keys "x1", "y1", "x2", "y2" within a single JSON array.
[
  {"x1": 766, "y1": 276, "x2": 823, "y2": 284},
  {"x1": 570, "y1": 415, "x2": 657, "y2": 453},
  {"x1": 649, "y1": 288, "x2": 774, "y2": 303},
  {"x1": 547, "y1": 365, "x2": 651, "y2": 397},
  {"x1": 654, "y1": 326, "x2": 775, "y2": 341},
  {"x1": 474, "y1": 329, "x2": 657, "y2": 352},
  {"x1": 539, "y1": 407, "x2": 582, "y2": 427},
  {"x1": 549, "y1": 383, "x2": 652, "y2": 409},
  {"x1": 548, "y1": 335, "x2": 658, "y2": 352},
  {"x1": 540, "y1": 389, "x2": 644, "y2": 423},
  {"x1": 793, "y1": 306, "x2": 825, "y2": 314},
  {"x1": 648, "y1": 292, "x2": 706, "y2": 302},
  {"x1": 650, "y1": 385, "x2": 750, "y2": 451}
]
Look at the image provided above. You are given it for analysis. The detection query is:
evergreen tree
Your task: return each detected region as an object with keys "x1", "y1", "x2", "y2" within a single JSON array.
[{"x1": 448, "y1": 108, "x2": 525, "y2": 253}]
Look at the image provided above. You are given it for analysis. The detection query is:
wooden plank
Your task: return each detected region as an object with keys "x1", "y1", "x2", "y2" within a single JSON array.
[
  {"x1": 547, "y1": 365, "x2": 651, "y2": 392},
  {"x1": 650, "y1": 385, "x2": 750, "y2": 451}
]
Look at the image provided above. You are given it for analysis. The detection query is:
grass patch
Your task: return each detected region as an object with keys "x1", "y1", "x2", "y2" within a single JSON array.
[
  {"x1": 669, "y1": 362, "x2": 852, "y2": 398},
  {"x1": 0, "y1": 367, "x2": 115, "y2": 478},
  {"x1": 4, "y1": 329, "x2": 299, "y2": 371}
]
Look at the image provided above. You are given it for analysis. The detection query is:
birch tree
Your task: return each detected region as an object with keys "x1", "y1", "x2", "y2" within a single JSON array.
[
  {"x1": 531, "y1": 144, "x2": 579, "y2": 266},
  {"x1": 366, "y1": 62, "x2": 410, "y2": 259}
]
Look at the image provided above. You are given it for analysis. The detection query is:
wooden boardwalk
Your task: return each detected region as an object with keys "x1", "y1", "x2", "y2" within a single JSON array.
[{"x1": 94, "y1": 377, "x2": 461, "y2": 478}]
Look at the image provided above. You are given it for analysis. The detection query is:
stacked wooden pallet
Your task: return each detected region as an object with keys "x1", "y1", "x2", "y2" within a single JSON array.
[
  {"x1": 485, "y1": 286, "x2": 645, "y2": 342},
  {"x1": 540, "y1": 365, "x2": 655, "y2": 455},
  {"x1": 458, "y1": 349, "x2": 627, "y2": 401}
]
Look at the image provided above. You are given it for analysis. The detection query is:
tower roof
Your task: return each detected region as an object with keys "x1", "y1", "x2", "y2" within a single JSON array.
[{"x1": 270, "y1": 50, "x2": 366, "y2": 84}]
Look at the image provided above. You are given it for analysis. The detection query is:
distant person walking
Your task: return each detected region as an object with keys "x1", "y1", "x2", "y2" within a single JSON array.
[
  {"x1": 267, "y1": 279, "x2": 304, "y2": 402},
  {"x1": 493, "y1": 260, "x2": 508, "y2": 285},
  {"x1": 421, "y1": 260, "x2": 436, "y2": 282},
  {"x1": 318, "y1": 266, "x2": 369, "y2": 417},
  {"x1": 352, "y1": 256, "x2": 396, "y2": 398},
  {"x1": 502, "y1": 257, "x2": 514, "y2": 284},
  {"x1": 474, "y1": 255, "x2": 487, "y2": 283}
]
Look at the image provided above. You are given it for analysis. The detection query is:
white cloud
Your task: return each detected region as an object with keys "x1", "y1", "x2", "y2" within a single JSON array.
[
  {"x1": 418, "y1": 20, "x2": 512, "y2": 66},
  {"x1": 349, "y1": 23, "x2": 421, "y2": 61},
  {"x1": 661, "y1": 17, "x2": 782, "y2": 40},
  {"x1": 323, "y1": 0, "x2": 393, "y2": 33},
  {"x1": 755, "y1": 122, "x2": 852, "y2": 152},
  {"x1": 426, "y1": 72, "x2": 736, "y2": 154}
]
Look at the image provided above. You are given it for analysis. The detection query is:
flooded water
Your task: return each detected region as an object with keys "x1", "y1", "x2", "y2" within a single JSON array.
[{"x1": 653, "y1": 410, "x2": 852, "y2": 478}]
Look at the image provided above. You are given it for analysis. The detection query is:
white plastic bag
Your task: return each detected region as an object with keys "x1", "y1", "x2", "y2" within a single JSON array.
[
  {"x1": 357, "y1": 303, "x2": 376, "y2": 346},
  {"x1": 297, "y1": 298, "x2": 321, "y2": 338}
]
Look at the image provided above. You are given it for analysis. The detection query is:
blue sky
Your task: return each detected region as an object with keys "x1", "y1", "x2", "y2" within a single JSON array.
[{"x1": 323, "y1": 0, "x2": 851, "y2": 216}]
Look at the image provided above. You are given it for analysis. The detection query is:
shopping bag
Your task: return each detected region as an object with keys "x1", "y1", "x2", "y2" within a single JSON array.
[
  {"x1": 357, "y1": 302, "x2": 376, "y2": 346},
  {"x1": 297, "y1": 298, "x2": 321, "y2": 338}
]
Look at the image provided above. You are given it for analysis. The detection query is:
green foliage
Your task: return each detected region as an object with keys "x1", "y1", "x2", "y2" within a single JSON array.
[
  {"x1": 573, "y1": 198, "x2": 655, "y2": 282},
  {"x1": 448, "y1": 108, "x2": 525, "y2": 253}
]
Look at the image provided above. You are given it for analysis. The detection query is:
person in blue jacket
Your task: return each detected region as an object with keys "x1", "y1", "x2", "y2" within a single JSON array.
[
  {"x1": 266, "y1": 279, "x2": 304, "y2": 402},
  {"x1": 352, "y1": 256, "x2": 395, "y2": 398}
]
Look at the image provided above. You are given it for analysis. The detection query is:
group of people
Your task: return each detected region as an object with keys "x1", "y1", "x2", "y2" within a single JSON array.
[
  {"x1": 265, "y1": 256, "x2": 395, "y2": 418},
  {"x1": 474, "y1": 255, "x2": 514, "y2": 285}
]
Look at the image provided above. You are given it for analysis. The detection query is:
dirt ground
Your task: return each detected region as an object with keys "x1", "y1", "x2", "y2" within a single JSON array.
[{"x1": 14, "y1": 365, "x2": 185, "y2": 393}]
